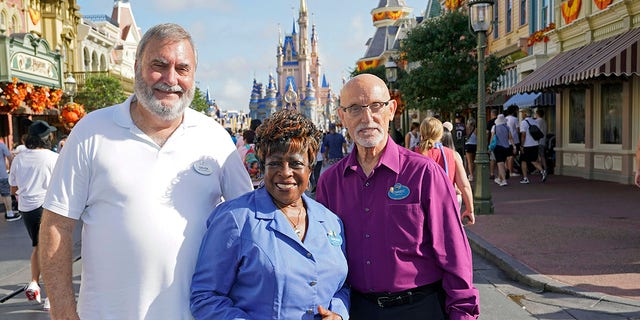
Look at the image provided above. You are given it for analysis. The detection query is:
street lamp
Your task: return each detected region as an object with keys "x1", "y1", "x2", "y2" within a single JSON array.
[
  {"x1": 385, "y1": 58, "x2": 399, "y2": 138},
  {"x1": 64, "y1": 73, "x2": 77, "y2": 103},
  {"x1": 469, "y1": 0, "x2": 494, "y2": 215}
]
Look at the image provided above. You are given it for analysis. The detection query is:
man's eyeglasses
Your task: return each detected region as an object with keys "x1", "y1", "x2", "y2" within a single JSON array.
[{"x1": 340, "y1": 101, "x2": 390, "y2": 117}]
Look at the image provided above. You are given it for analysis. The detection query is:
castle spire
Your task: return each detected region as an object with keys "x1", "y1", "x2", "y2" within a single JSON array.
[{"x1": 300, "y1": 0, "x2": 307, "y2": 14}]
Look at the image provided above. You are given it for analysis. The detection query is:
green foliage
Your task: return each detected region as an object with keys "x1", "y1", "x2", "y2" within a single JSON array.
[
  {"x1": 399, "y1": 11, "x2": 505, "y2": 114},
  {"x1": 190, "y1": 87, "x2": 209, "y2": 113},
  {"x1": 75, "y1": 75, "x2": 127, "y2": 112}
]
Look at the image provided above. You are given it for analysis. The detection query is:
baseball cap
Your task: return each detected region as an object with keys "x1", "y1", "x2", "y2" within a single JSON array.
[{"x1": 29, "y1": 120, "x2": 57, "y2": 138}]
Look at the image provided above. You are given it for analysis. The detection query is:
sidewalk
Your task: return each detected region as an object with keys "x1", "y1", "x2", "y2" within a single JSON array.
[{"x1": 466, "y1": 173, "x2": 640, "y2": 306}]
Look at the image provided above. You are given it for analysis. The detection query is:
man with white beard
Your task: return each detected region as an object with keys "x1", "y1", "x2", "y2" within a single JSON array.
[
  {"x1": 39, "y1": 23, "x2": 252, "y2": 320},
  {"x1": 315, "y1": 74, "x2": 479, "y2": 319}
]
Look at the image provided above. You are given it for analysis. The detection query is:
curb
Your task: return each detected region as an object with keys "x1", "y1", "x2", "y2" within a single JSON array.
[{"x1": 466, "y1": 229, "x2": 640, "y2": 308}]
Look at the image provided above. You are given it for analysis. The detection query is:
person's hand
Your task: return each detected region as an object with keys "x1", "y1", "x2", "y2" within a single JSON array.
[
  {"x1": 635, "y1": 171, "x2": 640, "y2": 188},
  {"x1": 462, "y1": 210, "x2": 475, "y2": 225},
  {"x1": 317, "y1": 305, "x2": 343, "y2": 320}
]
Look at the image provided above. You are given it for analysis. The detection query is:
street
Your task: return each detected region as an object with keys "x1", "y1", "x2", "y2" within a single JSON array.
[{"x1": 2, "y1": 215, "x2": 638, "y2": 320}]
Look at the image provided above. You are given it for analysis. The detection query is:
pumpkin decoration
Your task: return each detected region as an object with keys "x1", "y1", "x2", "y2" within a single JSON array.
[
  {"x1": 59, "y1": 102, "x2": 86, "y2": 131},
  {"x1": 561, "y1": 0, "x2": 581, "y2": 24}
]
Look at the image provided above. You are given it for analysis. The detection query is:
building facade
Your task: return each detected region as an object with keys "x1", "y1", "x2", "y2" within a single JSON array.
[
  {"x1": 508, "y1": 0, "x2": 640, "y2": 184},
  {"x1": 0, "y1": 0, "x2": 81, "y2": 149}
]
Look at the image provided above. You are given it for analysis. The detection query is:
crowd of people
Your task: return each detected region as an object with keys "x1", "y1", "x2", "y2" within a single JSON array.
[{"x1": 0, "y1": 22, "x2": 580, "y2": 320}]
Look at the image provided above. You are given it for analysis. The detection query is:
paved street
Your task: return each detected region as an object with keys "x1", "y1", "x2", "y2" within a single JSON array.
[{"x1": 1, "y1": 175, "x2": 640, "y2": 319}]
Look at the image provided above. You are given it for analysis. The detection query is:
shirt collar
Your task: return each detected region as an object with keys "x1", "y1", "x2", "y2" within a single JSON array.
[
  {"x1": 343, "y1": 136, "x2": 400, "y2": 175},
  {"x1": 254, "y1": 187, "x2": 326, "y2": 223}
]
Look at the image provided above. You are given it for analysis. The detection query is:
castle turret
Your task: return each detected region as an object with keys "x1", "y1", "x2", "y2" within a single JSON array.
[
  {"x1": 302, "y1": 74, "x2": 317, "y2": 121},
  {"x1": 266, "y1": 74, "x2": 278, "y2": 117},
  {"x1": 357, "y1": 0, "x2": 413, "y2": 72}
]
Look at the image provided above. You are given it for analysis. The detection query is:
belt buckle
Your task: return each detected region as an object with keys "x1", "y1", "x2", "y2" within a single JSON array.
[{"x1": 376, "y1": 296, "x2": 390, "y2": 308}]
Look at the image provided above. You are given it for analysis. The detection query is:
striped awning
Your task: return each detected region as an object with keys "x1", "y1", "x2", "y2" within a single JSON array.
[
  {"x1": 510, "y1": 27, "x2": 640, "y2": 94},
  {"x1": 503, "y1": 92, "x2": 555, "y2": 108}
]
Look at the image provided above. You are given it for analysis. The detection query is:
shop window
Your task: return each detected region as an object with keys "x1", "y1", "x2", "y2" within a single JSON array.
[
  {"x1": 569, "y1": 89, "x2": 585, "y2": 144},
  {"x1": 601, "y1": 83, "x2": 622, "y2": 145}
]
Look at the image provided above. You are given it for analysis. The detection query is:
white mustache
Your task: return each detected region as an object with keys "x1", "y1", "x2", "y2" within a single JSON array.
[
  {"x1": 355, "y1": 122, "x2": 383, "y2": 133},
  {"x1": 153, "y1": 83, "x2": 184, "y2": 93}
]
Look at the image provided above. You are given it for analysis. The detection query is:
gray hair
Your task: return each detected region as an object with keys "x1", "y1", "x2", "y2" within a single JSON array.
[{"x1": 135, "y1": 23, "x2": 197, "y2": 67}]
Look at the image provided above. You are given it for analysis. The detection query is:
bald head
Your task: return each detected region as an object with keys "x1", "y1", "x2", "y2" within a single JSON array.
[{"x1": 340, "y1": 74, "x2": 390, "y2": 107}]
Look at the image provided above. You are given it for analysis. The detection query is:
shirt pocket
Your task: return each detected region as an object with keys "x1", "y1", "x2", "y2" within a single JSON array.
[{"x1": 384, "y1": 203, "x2": 424, "y2": 249}]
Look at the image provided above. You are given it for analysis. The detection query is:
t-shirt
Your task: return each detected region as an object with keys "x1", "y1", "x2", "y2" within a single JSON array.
[
  {"x1": 43, "y1": 95, "x2": 253, "y2": 319},
  {"x1": 0, "y1": 142, "x2": 11, "y2": 179},
  {"x1": 9, "y1": 149, "x2": 58, "y2": 211},
  {"x1": 322, "y1": 133, "x2": 346, "y2": 160}
]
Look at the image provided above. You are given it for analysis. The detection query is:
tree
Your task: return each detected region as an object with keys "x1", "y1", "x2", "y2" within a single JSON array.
[
  {"x1": 75, "y1": 75, "x2": 127, "y2": 112},
  {"x1": 399, "y1": 11, "x2": 505, "y2": 114},
  {"x1": 190, "y1": 87, "x2": 209, "y2": 113}
]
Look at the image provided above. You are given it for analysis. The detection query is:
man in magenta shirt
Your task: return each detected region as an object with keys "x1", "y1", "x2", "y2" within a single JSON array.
[{"x1": 316, "y1": 74, "x2": 479, "y2": 319}]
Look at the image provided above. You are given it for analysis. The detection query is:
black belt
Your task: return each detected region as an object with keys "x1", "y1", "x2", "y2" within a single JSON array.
[{"x1": 356, "y1": 281, "x2": 442, "y2": 308}]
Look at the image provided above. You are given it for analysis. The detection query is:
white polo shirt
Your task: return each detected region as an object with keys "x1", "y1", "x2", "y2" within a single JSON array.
[{"x1": 44, "y1": 95, "x2": 253, "y2": 319}]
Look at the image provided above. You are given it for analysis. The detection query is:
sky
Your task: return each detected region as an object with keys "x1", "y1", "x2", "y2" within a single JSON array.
[{"x1": 76, "y1": 0, "x2": 425, "y2": 113}]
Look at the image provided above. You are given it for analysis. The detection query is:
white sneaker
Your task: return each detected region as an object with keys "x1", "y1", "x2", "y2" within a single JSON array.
[
  {"x1": 499, "y1": 180, "x2": 508, "y2": 186},
  {"x1": 43, "y1": 298, "x2": 50, "y2": 311},
  {"x1": 494, "y1": 177, "x2": 502, "y2": 185},
  {"x1": 25, "y1": 281, "x2": 41, "y2": 303}
]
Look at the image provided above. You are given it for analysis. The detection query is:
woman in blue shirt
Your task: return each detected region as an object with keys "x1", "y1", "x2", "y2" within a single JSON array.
[{"x1": 191, "y1": 110, "x2": 349, "y2": 320}]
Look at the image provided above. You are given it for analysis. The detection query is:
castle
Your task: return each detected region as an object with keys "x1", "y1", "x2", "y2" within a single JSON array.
[{"x1": 248, "y1": 0, "x2": 335, "y2": 129}]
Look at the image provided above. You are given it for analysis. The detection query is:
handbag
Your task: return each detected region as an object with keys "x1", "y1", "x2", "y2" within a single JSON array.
[{"x1": 488, "y1": 134, "x2": 497, "y2": 151}]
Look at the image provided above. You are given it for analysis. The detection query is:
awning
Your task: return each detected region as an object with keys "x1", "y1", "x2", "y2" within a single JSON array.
[
  {"x1": 503, "y1": 92, "x2": 555, "y2": 108},
  {"x1": 509, "y1": 27, "x2": 640, "y2": 94}
]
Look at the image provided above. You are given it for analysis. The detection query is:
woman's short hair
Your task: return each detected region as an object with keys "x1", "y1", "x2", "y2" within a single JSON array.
[
  {"x1": 254, "y1": 110, "x2": 322, "y2": 171},
  {"x1": 418, "y1": 117, "x2": 443, "y2": 152}
]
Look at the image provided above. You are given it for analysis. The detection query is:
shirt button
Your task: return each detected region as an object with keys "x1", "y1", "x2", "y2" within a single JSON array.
[
  {"x1": 306, "y1": 309, "x2": 314, "y2": 314},
  {"x1": 309, "y1": 281, "x2": 317, "y2": 286},
  {"x1": 306, "y1": 253, "x2": 312, "y2": 258},
  {"x1": 366, "y1": 260, "x2": 371, "y2": 265},
  {"x1": 364, "y1": 208, "x2": 370, "y2": 212},
  {"x1": 365, "y1": 234, "x2": 370, "y2": 238},
  {"x1": 365, "y1": 182, "x2": 370, "y2": 187}
]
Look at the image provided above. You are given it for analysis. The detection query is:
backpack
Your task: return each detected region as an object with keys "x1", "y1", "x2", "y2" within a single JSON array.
[
  {"x1": 243, "y1": 144, "x2": 262, "y2": 182},
  {"x1": 525, "y1": 119, "x2": 544, "y2": 141}
]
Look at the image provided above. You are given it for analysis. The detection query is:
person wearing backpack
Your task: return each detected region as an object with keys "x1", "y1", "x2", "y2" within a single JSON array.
[{"x1": 519, "y1": 109, "x2": 547, "y2": 183}]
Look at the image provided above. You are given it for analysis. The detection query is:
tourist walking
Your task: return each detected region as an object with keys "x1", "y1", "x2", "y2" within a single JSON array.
[{"x1": 9, "y1": 120, "x2": 59, "y2": 311}]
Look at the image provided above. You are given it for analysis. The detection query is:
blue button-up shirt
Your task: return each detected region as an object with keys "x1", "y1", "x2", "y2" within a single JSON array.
[
  {"x1": 316, "y1": 137, "x2": 479, "y2": 320},
  {"x1": 191, "y1": 187, "x2": 349, "y2": 319}
]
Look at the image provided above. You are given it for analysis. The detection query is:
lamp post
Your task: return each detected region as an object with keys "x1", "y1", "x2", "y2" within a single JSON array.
[
  {"x1": 385, "y1": 58, "x2": 399, "y2": 137},
  {"x1": 468, "y1": 0, "x2": 494, "y2": 214},
  {"x1": 64, "y1": 73, "x2": 77, "y2": 103}
]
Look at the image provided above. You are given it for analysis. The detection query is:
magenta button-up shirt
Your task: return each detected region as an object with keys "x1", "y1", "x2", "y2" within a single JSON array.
[{"x1": 316, "y1": 137, "x2": 479, "y2": 319}]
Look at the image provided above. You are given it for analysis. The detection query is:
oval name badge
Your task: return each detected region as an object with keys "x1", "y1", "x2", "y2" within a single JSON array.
[
  {"x1": 388, "y1": 183, "x2": 410, "y2": 200},
  {"x1": 193, "y1": 160, "x2": 214, "y2": 175},
  {"x1": 327, "y1": 231, "x2": 343, "y2": 246}
]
